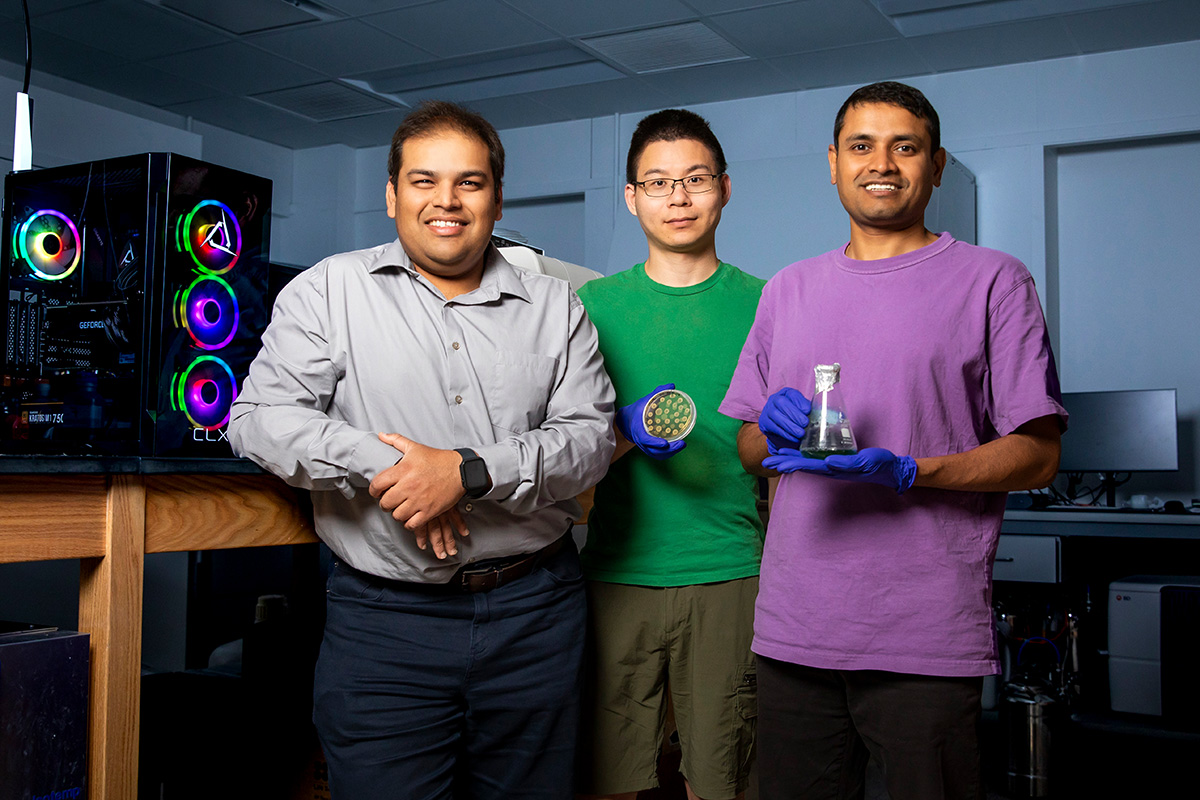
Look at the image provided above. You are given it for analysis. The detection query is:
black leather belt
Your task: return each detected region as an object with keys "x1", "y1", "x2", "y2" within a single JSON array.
[
  {"x1": 451, "y1": 535, "x2": 567, "y2": 593},
  {"x1": 337, "y1": 535, "x2": 570, "y2": 596}
]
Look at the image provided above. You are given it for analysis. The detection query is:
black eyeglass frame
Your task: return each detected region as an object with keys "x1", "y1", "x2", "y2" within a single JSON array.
[{"x1": 630, "y1": 173, "x2": 725, "y2": 197}]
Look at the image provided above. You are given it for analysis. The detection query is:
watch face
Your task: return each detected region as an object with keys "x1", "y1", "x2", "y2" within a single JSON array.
[{"x1": 460, "y1": 451, "x2": 488, "y2": 496}]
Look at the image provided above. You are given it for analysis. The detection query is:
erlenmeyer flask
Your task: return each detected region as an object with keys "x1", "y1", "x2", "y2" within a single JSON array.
[{"x1": 799, "y1": 363, "x2": 858, "y2": 459}]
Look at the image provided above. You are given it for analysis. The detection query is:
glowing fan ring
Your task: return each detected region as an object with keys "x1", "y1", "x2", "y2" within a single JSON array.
[
  {"x1": 180, "y1": 275, "x2": 240, "y2": 350},
  {"x1": 15, "y1": 209, "x2": 81, "y2": 281},
  {"x1": 181, "y1": 200, "x2": 241, "y2": 275},
  {"x1": 176, "y1": 356, "x2": 237, "y2": 430}
]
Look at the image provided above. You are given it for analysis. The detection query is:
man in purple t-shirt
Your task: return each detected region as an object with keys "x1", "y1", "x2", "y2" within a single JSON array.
[{"x1": 719, "y1": 82, "x2": 1067, "y2": 800}]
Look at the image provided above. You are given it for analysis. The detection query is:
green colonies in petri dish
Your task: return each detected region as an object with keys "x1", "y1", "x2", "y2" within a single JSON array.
[{"x1": 642, "y1": 388, "x2": 697, "y2": 442}]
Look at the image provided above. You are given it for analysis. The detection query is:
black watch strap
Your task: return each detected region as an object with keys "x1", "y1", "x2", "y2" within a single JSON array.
[{"x1": 456, "y1": 448, "x2": 489, "y2": 499}]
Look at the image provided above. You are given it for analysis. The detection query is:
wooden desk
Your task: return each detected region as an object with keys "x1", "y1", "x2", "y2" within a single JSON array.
[{"x1": 0, "y1": 473, "x2": 317, "y2": 800}]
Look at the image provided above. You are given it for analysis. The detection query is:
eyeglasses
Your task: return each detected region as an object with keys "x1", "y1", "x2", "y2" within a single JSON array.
[{"x1": 631, "y1": 173, "x2": 723, "y2": 197}]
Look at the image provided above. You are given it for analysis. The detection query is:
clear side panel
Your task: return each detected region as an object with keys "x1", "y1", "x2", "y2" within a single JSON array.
[{"x1": 1, "y1": 156, "x2": 150, "y2": 456}]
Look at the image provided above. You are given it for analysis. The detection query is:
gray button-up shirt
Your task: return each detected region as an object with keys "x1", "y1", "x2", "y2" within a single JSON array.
[{"x1": 229, "y1": 240, "x2": 615, "y2": 582}]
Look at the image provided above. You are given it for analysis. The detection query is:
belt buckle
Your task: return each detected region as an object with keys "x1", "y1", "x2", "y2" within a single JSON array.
[{"x1": 458, "y1": 563, "x2": 503, "y2": 593}]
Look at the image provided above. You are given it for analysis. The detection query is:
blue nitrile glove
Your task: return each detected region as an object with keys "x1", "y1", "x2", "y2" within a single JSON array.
[
  {"x1": 615, "y1": 383, "x2": 687, "y2": 460},
  {"x1": 762, "y1": 441, "x2": 832, "y2": 475},
  {"x1": 764, "y1": 446, "x2": 918, "y2": 495},
  {"x1": 758, "y1": 387, "x2": 812, "y2": 450}
]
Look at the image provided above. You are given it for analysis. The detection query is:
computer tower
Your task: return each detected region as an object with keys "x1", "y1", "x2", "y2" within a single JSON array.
[
  {"x1": 1, "y1": 153, "x2": 271, "y2": 466},
  {"x1": 0, "y1": 624, "x2": 90, "y2": 800}
]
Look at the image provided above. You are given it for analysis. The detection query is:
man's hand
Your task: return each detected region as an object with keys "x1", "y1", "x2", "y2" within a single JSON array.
[
  {"x1": 615, "y1": 383, "x2": 686, "y2": 460},
  {"x1": 369, "y1": 433, "x2": 470, "y2": 558},
  {"x1": 758, "y1": 387, "x2": 811, "y2": 450},
  {"x1": 409, "y1": 507, "x2": 470, "y2": 560},
  {"x1": 764, "y1": 446, "x2": 918, "y2": 495},
  {"x1": 761, "y1": 444, "x2": 830, "y2": 476}
]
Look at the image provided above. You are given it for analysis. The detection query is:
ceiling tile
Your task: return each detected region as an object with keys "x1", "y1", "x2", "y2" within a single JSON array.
[
  {"x1": 1063, "y1": 0, "x2": 1200, "y2": 54},
  {"x1": 638, "y1": 58, "x2": 798, "y2": 106},
  {"x1": 502, "y1": 0, "x2": 697, "y2": 37},
  {"x1": 161, "y1": 0, "x2": 326, "y2": 35},
  {"x1": 581, "y1": 21, "x2": 748, "y2": 74},
  {"x1": 26, "y1": 0, "x2": 100, "y2": 17},
  {"x1": 684, "y1": 0, "x2": 801, "y2": 13},
  {"x1": 35, "y1": 1, "x2": 229, "y2": 60},
  {"x1": 911, "y1": 17, "x2": 1080, "y2": 73},
  {"x1": 27, "y1": 29, "x2": 133, "y2": 77},
  {"x1": 353, "y1": 43, "x2": 591, "y2": 93},
  {"x1": 147, "y1": 41, "x2": 326, "y2": 95},
  {"x1": 365, "y1": 0, "x2": 556, "y2": 58},
  {"x1": 165, "y1": 94, "x2": 318, "y2": 146},
  {"x1": 519, "y1": 77, "x2": 674, "y2": 121},
  {"x1": 252, "y1": 81, "x2": 402, "y2": 121},
  {"x1": 249, "y1": 19, "x2": 435, "y2": 76},
  {"x1": 400, "y1": 61, "x2": 624, "y2": 104},
  {"x1": 319, "y1": 0, "x2": 437, "y2": 16},
  {"x1": 868, "y1": 0, "x2": 1160, "y2": 37},
  {"x1": 768, "y1": 37, "x2": 932, "y2": 90},
  {"x1": 710, "y1": 0, "x2": 901, "y2": 58},
  {"x1": 0, "y1": 19, "x2": 29, "y2": 62},
  {"x1": 280, "y1": 111, "x2": 411, "y2": 149},
  {"x1": 81, "y1": 61, "x2": 221, "y2": 106}
]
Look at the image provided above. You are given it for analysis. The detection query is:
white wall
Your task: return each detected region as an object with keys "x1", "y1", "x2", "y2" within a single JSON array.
[
  {"x1": 273, "y1": 144, "x2": 357, "y2": 267},
  {"x1": 1054, "y1": 135, "x2": 1200, "y2": 499},
  {"x1": 500, "y1": 195, "x2": 586, "y2": 265}
]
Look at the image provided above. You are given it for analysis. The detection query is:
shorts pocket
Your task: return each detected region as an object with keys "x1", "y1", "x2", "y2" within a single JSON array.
[{"x1": 733, "y1": 664, "x2": 758, "y2": 773}]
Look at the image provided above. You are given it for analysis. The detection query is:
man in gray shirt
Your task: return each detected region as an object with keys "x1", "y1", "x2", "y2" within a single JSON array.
[{"x1": 229, "y1": 101, "x2": 615, "y2": 798}]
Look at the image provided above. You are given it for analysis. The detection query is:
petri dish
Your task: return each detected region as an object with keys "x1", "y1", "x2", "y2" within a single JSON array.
[{"x1": 642, "y1": 388, "x2": 697, "y2": 442}]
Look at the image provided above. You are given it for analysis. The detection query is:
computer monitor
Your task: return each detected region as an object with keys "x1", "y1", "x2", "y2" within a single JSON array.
[{"x1": 1058, "y1": 388, "x2": 1178, "y2": 506}]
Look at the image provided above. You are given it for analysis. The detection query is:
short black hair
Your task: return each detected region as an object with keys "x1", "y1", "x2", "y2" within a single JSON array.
[
  {"x1": 626, "y1": 108, "x2": 727, "y2": 185},
  {"x1": 833, "y1": 81, "x2": 940, "y2": 153},
  {"x1": 387, "y1": 100, "x2": 505, "y2": 202}
]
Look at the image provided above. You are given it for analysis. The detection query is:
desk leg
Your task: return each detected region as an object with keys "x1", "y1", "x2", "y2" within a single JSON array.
[{"x1": 79, "y1": 474, "x2": 146, "y2": 800}]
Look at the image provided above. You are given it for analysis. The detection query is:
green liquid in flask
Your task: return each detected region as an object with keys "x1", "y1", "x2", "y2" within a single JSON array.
[{"x1": 800, "y1": 448, "x2": 857, "y2": 459}]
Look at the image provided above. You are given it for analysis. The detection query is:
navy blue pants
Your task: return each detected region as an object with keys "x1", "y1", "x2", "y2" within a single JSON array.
[{"x1": 313, "y1": 542, "x2": 586, "y2": 799}]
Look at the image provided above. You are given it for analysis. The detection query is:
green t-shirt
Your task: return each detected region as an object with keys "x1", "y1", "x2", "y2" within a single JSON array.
[{"x1": 577, "y1": 262, "x2": 766, "y2": 586}]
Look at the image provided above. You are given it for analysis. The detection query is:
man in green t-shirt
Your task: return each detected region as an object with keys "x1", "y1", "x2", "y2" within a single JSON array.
[{"x1": 576, "y1": 109, "x2": 765, "y2": 800}]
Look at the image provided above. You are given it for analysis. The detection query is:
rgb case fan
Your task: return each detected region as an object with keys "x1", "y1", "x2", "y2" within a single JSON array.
[{"x1": 1, "y1": 153, "x2": 271, "y2": 469}]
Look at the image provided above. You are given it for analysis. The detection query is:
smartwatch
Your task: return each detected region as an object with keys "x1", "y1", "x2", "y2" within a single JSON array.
[{"x1": 456, "y1": 448, "x2": 489, "y2": 499}]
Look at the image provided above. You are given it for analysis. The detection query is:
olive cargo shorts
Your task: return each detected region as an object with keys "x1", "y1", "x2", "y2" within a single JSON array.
[{"x1": 577, "y1": 577, "x2": 759, "y2": 799}]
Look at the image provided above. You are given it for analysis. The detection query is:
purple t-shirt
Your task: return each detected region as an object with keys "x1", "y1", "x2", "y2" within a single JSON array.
[{"x1": 720, "y1": 234, "x2": 1066, "y2": 676}]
